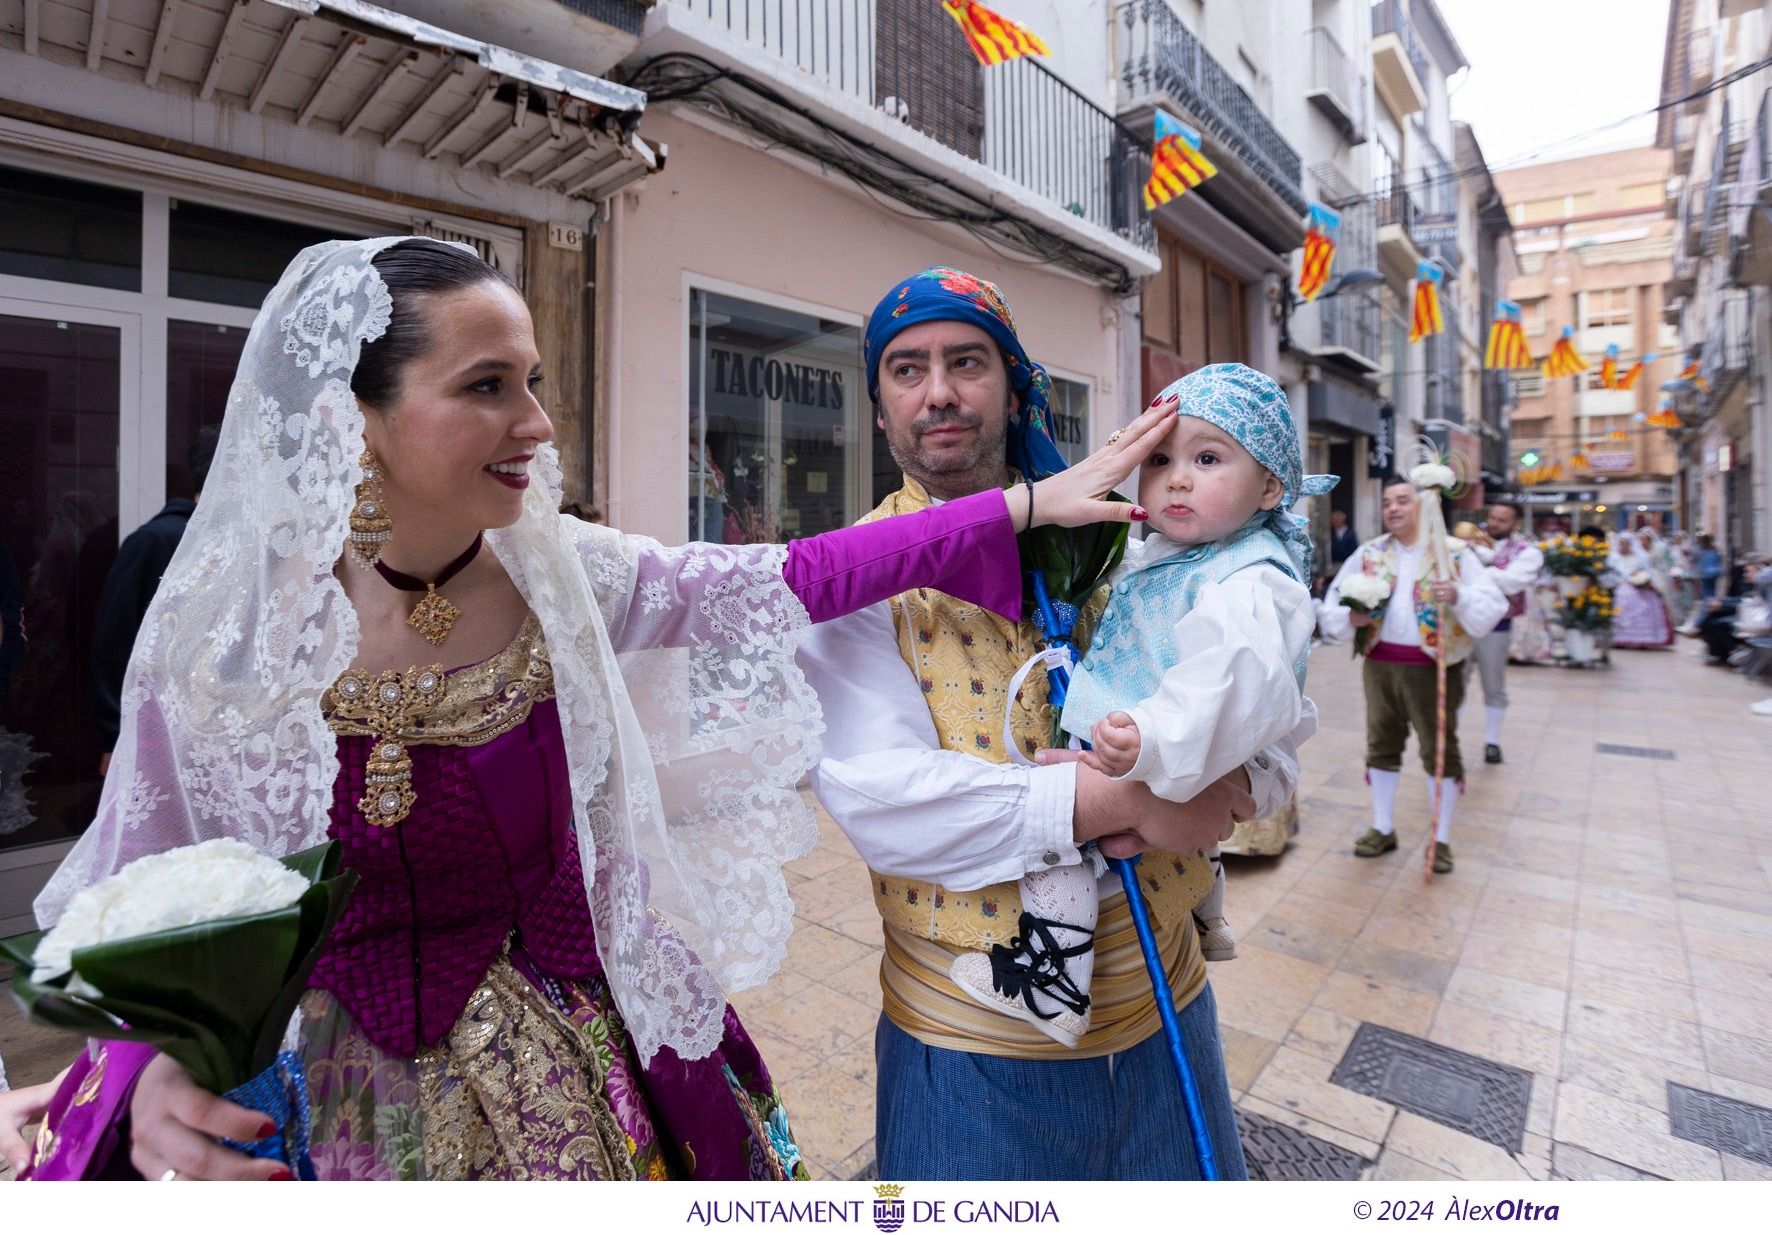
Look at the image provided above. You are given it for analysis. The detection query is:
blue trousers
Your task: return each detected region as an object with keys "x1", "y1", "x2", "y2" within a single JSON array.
[{"x1": 874, "y1": 983, "x2": 1247, "y2": 1180}]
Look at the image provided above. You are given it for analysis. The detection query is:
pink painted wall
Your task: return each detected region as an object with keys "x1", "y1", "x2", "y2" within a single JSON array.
[{"x1": 605, "y1": 111, "x2": 1127, "y2": 541}]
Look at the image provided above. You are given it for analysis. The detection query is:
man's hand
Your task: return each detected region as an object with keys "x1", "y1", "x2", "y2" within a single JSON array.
[
  {"x1": 1347, "y1": 609, "x2": 1374, "y2": 628},
  {"x1": 1083, "y1": 711, "x2": 1140, "y2": 777},
  {"x1": 1049, "y1": 752, "x2": 1254, "y2": 859},
  {"x1": 1429, "y1": 581, "x2": 1458, "y2": 606}
]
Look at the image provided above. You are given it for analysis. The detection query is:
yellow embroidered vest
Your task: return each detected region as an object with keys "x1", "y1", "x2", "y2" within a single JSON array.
[{"x1": 855, "y1": 478, "x2": 1213, "y2": 1059}]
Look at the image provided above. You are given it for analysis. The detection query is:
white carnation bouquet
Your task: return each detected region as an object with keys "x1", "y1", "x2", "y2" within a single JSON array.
[
  {"x1": 1338, "y1": 573, "x2": 1393, "y2": 615},
  {"x1": 3, "y1": 839, "x2": 356, "y2": 1179},
  {"x1": 1409, "y1": 462, "x2": 1457, "y2": 491}
]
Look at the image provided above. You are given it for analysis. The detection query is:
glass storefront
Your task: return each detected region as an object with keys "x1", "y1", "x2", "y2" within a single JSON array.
[{"x1": 688, "y1": 288, "x2": 864, "y2": 543}]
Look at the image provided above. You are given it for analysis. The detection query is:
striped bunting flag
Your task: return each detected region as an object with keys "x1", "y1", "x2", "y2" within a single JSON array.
[
  {"x1": 1143, "y1": 111, "x2": 1218, "y2": 210},
  {"x1": 941, "y1": 0, "x2": 1051, "y2": 66},
  {"x1": 1483, "y1": 300, "x2": 1532, "y2": 369},
  {"x1": 1297, "y1": 202, "x2": 1341, "y2": 302},
  {"x1": 1408, "y1": 261, "x2": 1444, "y2": 343}
]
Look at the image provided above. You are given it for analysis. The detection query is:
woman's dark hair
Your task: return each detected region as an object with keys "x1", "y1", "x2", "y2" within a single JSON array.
[{"x1": 351, "y1": 240, "x2": 517, "y2": 407}]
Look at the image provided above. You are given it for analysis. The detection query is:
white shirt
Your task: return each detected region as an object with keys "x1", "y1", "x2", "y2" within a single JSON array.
[
  {"x1": 1471, "y1": 535, "x2": 1545, "y2": 600},
  {"x1": 797, "y1": 600, "x2": 1313, "y2": 893},
  {"x1": 1318, "y1": 537, "x2": 1508, "y2": 647},
  {"x1": 1112, "y1": 560, "x2": 1317, "y2": 807}
]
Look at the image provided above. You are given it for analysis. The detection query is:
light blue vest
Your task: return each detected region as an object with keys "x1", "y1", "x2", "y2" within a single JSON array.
[{"x1": 1060, "y1": 524, "x2": 1306, "y2": 741}]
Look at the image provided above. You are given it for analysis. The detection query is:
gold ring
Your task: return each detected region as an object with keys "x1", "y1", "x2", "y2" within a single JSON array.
[{"x1": 1106, "y1": 429, "x2": 1125, "y2": 446}]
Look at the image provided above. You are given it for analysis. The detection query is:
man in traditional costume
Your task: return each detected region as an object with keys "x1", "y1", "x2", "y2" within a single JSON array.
[
  {"x1": 797, "y1": 268, "x2": 1312, "y2": 1179},
  {"x1": 1464, "y1": 500, "x2": 1544, "y2": 764},
  {"x1": 1319, "y1": 476, "x2": 1506, "y2": 874}
]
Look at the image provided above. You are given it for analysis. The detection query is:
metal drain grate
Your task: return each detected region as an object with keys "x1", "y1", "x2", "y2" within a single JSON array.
[
  {"x1": 1236, "y1": 1108, "x2": 1370, "y2": 1181},
  {"x1": 1595, "y1": 743, "x2": 1676, "y2": 760},
  {"x1": 1668, "y1": 1083, "x2": 1772, "y2": 1166},
  {"x1": 1331, "y1": 1023, "x2": 1533, "y2": 1153}
]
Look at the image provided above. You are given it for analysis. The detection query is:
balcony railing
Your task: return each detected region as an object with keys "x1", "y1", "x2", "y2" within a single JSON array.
[
  {"x1": 1376, "y1": 174, "x2": 1420, "y2": 236},
  {"x1": 1305, "y1": 26, "x2": 1366, "y2": 144},
  {"x1": 1702, "y1": 99, "x2": 1735, "y2": 256},
  {"x1": 1427, "y1": 284, "x2": 1463, "y2": 424},
  {"x1": 1702, "y1": 288, "x2": 1752, "y2": 410},
  {"x1": 1371, "y1": 0, "x2": 1429, "y2": 90},
  {"x1": 1319, "y1": 287, "x2": 1382, "y2": 364},
  {"x1": 667, "y1": 1, "x2": 1148, "y2": 245},
  {"x1": 1414, "y1": 125, "x2": 1457, "y2": 219},
  {"x1": 1118, "y1": 0, "x2": 1305, "y2": 212}
]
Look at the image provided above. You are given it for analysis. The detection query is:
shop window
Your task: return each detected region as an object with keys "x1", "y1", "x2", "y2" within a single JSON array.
[
  {"x1": 1047, "y1": 377, "x2": 1091, "y2": 465},
  {"x1": 0, "y1": 165, "x2": 142, "y2": 290},
  {"x1": 688, "y1": 289, "x2": 863, "y2": 544},
  {"x1": 169, "y1": 200, "x2": 354, "y2": 307}
]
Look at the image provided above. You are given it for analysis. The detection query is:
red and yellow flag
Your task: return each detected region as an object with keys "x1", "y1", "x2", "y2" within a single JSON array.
[
  {"x1": 1614, "y1": 352, "x2": 1655, "y2": 390},
  {"x1": 1598, "y1": 345, "x2": 1619, "y2": 389},
  {"x1": 1409, "y1": 261, "x2": 1444, "y2": 343},
  {"x1": 1483, "y1": 300, "x2": 1532, "y2": 369},
  {"x1": 1296, "y1": 203, "x2": 1340, "y2": 302},
  {"x1": 1676, "y1": 357, "x2": 1710, "y2": 394},
  {"x1": 1143, "y1": 112, "x2": 1217, "y2": 211},
  {"x1": 1543, "y1": 327, "x2": 1588, "y2": 378},
  {"x1": 1647, "y1": 406, "x2": 1682, "y2": 428},
  {"x1": 941, "y1": 0, "x2": 1050, "y2": 66}
]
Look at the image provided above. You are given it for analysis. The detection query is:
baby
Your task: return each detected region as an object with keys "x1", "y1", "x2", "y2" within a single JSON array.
[{"x1": 948, "y1": 364, "x2": 1330, "y2": 1046}]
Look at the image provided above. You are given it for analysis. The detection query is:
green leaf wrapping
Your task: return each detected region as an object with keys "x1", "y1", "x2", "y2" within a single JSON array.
[{"x1": 3, "y1": 842, "x2": 357, "y2": 1094}]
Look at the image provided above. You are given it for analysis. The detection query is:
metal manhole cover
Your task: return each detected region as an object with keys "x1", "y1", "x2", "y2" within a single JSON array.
[
  {"x1": 1668, "y1": 1083, "x2": 1772, "y2": 1166},
  {"x1": 1595, "y1": 743, "x2": 1676, "y2": 760},
  {"x1": 1236, "y1": 1107, "x2": 1370, "y2": 1181},
  {"x1": 1331, "y1": 1023, "x2": 1533, "y2": 1153}
]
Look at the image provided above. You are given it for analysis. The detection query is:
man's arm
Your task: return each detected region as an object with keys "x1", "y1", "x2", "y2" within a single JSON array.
[
  {"x1": 1451, "y1": 545, "x2": 1509, "y2": 638},
  {"x1": 1488, "y1": 543, "x2": 1544, "y2": 597}
]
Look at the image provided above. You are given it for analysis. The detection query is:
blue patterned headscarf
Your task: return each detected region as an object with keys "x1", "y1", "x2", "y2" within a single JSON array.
[
  {"x1": 865, "y1": 267, "x2": 1069, "y2": 482},
  {"x1": 1155, "y1": 363, "x2": 1338, "y2": 578}
]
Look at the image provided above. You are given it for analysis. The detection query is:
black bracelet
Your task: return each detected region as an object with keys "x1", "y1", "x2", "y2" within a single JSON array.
[{"x1": 1025, "y1": 480, "x2": 1035, "y2": 530}]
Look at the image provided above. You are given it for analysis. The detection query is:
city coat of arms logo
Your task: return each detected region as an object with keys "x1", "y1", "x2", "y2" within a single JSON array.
[{"x1": 873, "y1": 1183, "x2": 907, "y2": 1233}]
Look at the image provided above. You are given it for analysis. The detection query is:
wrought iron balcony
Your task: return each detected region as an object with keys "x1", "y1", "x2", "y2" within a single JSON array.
[
  {"x1": 1116, "y1": 0, "x2": 1305, "y2": 215},
  {"x1": 1306, "y1": 27, "x2": 1366, "y2": 145},
  {"x1": 1370, "y1": 0, "x2": 1428, "y2": 115},
  {"x1": 1702, "y1": 289, "x2": 1752, "y2": 412},
  {"x1": 658, "y1": 1, "x2": 1153, "y2": 264},
  {"x1": 1426, "y1": 284, "x2": 1464, "y2": 425}
]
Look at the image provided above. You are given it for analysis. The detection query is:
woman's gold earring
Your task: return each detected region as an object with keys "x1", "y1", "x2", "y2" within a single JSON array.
[{"x1": 348, "y1": 449, "x2": 393, "y2": 568}]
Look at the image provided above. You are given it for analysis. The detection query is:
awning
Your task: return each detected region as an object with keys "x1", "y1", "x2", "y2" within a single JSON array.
[{"x1": 14, "y1": 0, "x2": 660, "y2": 200}]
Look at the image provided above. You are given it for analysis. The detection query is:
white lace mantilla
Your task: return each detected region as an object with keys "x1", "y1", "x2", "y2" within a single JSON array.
[{"x1": 38, "y1": 238, "x2": 822, "y2": 1064}]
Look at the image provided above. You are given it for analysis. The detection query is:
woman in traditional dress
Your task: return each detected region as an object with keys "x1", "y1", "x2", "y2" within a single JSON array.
[
  {"x1": 1609, "y1": 530, "x2": 1675, "y2": 649},
  {"x1": 0, "y1": 238, "x2": 1167, "y2": 1181}
]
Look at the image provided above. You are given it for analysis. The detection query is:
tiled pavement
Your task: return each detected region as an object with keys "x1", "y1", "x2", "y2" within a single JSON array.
[{"x1": 3, "y1": 637, "x2": 1769, "y2": 1182}]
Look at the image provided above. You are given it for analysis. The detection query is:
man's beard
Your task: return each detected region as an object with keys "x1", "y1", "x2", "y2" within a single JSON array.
[{"x1": 884, "y1": 406, "x2": 1010, "y2": 495}]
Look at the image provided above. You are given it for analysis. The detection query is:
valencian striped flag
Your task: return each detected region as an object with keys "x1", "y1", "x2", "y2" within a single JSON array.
[
  {"x1": 1296, "y1": 202, "x2": 1341, "y2": 302},
  {"x1": 1598, "y1": 344, "x2": 1619, "y2": 389},
  {"x1": 1543, "y1": 327, "x2": 1588, "y2": 378},
  {"x1": 1143, "y1": 111, "x2": 1218, "y2": 210},
  {"x1": 941, "y1": 0, "x2": 1050, "y2": 66},
  {"x1": 1408, "y1": 261, "x2": 1444, "y2": 343},
  {"x1": 1615, "y1": 352, "x2": 1655, "y2": 390},
  {"x1": 1483, "y1": 300, "x2": 1532, "y2": 369}
]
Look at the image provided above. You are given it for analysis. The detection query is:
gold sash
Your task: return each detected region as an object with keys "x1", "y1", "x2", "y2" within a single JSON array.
[{"x1": 856, "y1": 478, "x2": 1214, "y2": 1058}]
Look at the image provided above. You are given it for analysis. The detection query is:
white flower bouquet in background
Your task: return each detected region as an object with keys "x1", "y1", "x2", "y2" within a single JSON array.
[
  {"x1": 1338, "y1": 573, "x2": 1392, "y2": 617},
  {"x1": 1409, "y1": 462, "x2": 1457, "y2": 492},
  {"x1": 3, "y1": 839, "x2": 356, "y2": 1178}
]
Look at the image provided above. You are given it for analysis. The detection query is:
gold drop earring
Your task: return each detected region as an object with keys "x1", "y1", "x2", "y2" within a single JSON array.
[{"x1": 348, "y1": 449, "x2": 393, "y2": 568}]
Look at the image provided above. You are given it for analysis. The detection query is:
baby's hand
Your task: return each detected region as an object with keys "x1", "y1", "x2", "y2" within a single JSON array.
[{"x1": 1084, "y1": 711, "x2": 1141, "y2": 777}]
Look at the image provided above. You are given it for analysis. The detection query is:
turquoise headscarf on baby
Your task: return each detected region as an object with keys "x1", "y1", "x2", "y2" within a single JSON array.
[{"x1": 1154, "y1": 363, "x2": 1338, "y2": 581}]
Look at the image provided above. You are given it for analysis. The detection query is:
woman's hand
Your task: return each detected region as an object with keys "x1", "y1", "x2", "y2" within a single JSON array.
[
  {"x1": 1, "y1": 1069, "x2": 66, "y2": 1172},
  {"x1": 1012, "y1": 397, "x2": 1178, "y2": 531},
  {"x1": 128, "y1": 1054, "x2": 288, "y2": 1181}
]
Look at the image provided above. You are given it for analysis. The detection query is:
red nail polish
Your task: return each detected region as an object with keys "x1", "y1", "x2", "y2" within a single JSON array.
[
  {"x1": 269, "y1": 1168, "x2": 294, "y2": 1181},
  {"x1": 1131, "y1": 507, "x2": 1149, "y2": 521},
  {"x1": 258, "y1": 1120, "x2": 277, "y2": 1139}
]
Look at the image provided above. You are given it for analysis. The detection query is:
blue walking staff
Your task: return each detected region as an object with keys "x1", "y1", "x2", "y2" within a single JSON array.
[{"x1": 1028, "y1": 571, "x2": 1221, "y2": 1180}]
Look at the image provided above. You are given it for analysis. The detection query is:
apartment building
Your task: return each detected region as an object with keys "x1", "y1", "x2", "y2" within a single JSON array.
[
  {"x1": 1661, "y1": 0, "x2": 1772, "y2": 557},
  {"x1": 1495, "y1": 148, "x2": 1681, "y2": 533}
]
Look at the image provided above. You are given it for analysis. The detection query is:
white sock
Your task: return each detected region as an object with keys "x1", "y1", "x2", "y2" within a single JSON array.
[
  {"x1": 1485, "y1": 705, "x2": 1505, "y2": 748},
  {"x1": 1017, "y1": 865, "x2": 1098, "y2": 1016},
  {"x1": 1194, "y1": 850, "x2": 1226, "y2": 922},
  {"x1": 1435, "y1": 778, "x2": 1459, "y2": 843},
  {"x1": 1369, "y1": 768, "x2": 1401, "y2": 835}
]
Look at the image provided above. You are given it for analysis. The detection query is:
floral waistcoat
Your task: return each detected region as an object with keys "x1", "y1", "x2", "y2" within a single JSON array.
[{"x1": 1352, "y1": 533, "x2": 1476, "y2": 664}]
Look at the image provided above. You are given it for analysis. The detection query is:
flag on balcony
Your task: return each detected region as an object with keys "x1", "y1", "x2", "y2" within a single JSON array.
[
  {"x1": 1614, "y1": 352, "x2": 1656, "y2": 390},
  {"x1": 941, "y1": 0, "x2": 1050, "y2": 66},
  {"x1": 1598, "y1": 344, "x2": 1619, "y2": 389},
  {"x1": 1542, "y1": 327, "x2": 1588, "y2": 378},
  {"x1": 1143, "y1": 112, "x2": 1218, "y2": 210},
  {"x1": 1483, "y1": 300, "x2": 1532, "y2": 369},
  {"x1": 1408, "y1": 261, "x2": 1444, "y2": 343},
  {"x1": 1296, "y1": 203, "x2": 1340, "y2": 302},
  {"x1": 1569, "y1": 450, "x2": 1592, "y2": 471},
  {"x1": 1676, "y1": 357, "x2": 1710, "y2": 393},
  {"x1": 1647, "y1": 405, "x2": 1683, "y2": 428}
]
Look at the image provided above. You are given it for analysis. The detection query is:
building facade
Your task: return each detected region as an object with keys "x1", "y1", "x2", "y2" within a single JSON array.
[
  {"x1": 1661, "y1": 0, "x2": 1772, "y2": 560},
  {"x1": 1494, "y1": 148, "x2": 1681, "y2": 536}
]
